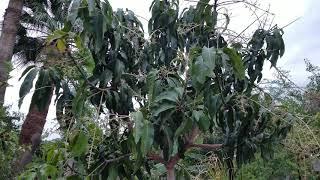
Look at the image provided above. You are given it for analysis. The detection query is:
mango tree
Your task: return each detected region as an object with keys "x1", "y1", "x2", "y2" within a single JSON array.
[{"x1": 19, "y1": 0, "x2": 291, "y2": 179}]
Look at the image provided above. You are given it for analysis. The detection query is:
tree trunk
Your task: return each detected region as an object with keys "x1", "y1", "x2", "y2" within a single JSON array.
[
  {"x1": 166, "y1": 167, "x2": 175, "y2": 180},
  {"x1": 0, "y1": 0, "x2": 24, "y2": 107},
  {"x1": 19, "y1": 86, "x2": 53, "y2": 145}
]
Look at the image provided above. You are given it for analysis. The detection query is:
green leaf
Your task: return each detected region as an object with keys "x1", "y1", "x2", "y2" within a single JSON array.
[
  {"x1": 70, "y1": 131, "x2": 89, "y2": 157},
  {"x1": 42, "y1": 164, "x2": 58, "y2": 178},
  {"x1": 94, "y1": 13, "x2": 105, "y2": 53},
  {"x1": 46, "y1": 30, "x2": 68, "y2": 45},
  {"x1": 147, "y1": 70, "x2": 158, "y2": 106},
  {"x1": 88, "y1": 0, "x2": 95, "y2": 16},
  {"x1": 114, "y1": 60, "x2": 125, "y2": 83},
  {"x1": 56, "y1": 39, "x2": 66, "y2": 52},
  {"x1": 132, "y1": 111, "x2": 144, "y2": 144},
  {"x1": 72, "y1": 83, "x2": 87, "y2": 117},
  {"x1": 67, "y1": 0, "x2": 81, "y2": 24},
  {"x1": 19, "y1": 65, "x2": 36, "y2": 81},
  {"x1": 152, "y1": 103, "x2": 176, "y2": 117},
  {"x1": 192, "y1": 110, "x2": 203, "y2": 122},
  {"x1": 83, "y1": 49, "x2": 95, "y2": 74},
  {"x1": 154, "y1": 87, "x2": 183, "y2": 103},
  {"x1": 19, "y1": 68, "x2": 38, "y2": 108},
  {"x1": 198, "y1": 115, "x2": 210, "y2": 131},
  {"x1": 264, "y1": 92, "x2": 272, "y2": 106},
  {"x1": 174, "y1": 117, "x2": 192, "y2": 138},
  {"x1": 191, "y1": 56, "x2": 212, "y2": 86},
  {"x1": 101, "y1": 1, "x2": 113, "y2": 26},
  {"x1": 191, "y1": 47, "x2": 217, "y2": 87},
  {"x1": 206, "y1": 94, "x2": 222, "y2": 119},
  {"x1": 141, "y1": 122, "x2": 154, "y2": 155},
  {"x1": 107, "y1": 165, "x2": 118, "y2": 180},
  {"x1": 223, "y1": 47, "x2": 245, "y2": 80},
  {"x1": 32, "y1": 69, "x2": 53, "y2": 111},
  {"x1": 201, "y1": 47, "x2": 216, "y2": 70}
]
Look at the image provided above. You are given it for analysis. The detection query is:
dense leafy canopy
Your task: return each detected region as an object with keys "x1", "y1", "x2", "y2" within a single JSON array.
[{"x1": 2, "y1": 0, "x2": 310, "y2": 179}]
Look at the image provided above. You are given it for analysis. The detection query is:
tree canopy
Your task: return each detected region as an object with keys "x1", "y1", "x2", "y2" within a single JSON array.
[{"x1": 1, "y1": 0, "x2": 319, "y2": 179}]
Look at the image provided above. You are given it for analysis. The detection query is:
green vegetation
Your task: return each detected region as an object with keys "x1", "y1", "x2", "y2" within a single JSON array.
[{"x1": 0, "y1": 0, "x2": 319, "y2": 179}]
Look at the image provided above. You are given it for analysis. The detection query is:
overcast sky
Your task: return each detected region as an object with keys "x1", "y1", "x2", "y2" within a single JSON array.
[{"x1": 0, "y1": 0, "x2": 319, "y2": 138}]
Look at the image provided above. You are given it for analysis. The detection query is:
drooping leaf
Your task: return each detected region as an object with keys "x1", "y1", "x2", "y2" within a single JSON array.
[
  {"x1": 88, "y1": 0, "x2": 96, "y2": 16},
  {"x1": 114, "y1": 59, "x2": 125, "y2": 83},
  {"x1": 32, "y1": 69, "x2": 53, "y2": 111},
  {"x1": 132, "y1": 111, "x2": 145, "y2": 144},
  {"x1": 19, "y1": 65, "x2": 36, "y2": 81},
  {"x1": 147, "y1": 70, "x2": 158, "y2": 106},
  {"x1": 72, "y1": 83, "x2": 87, "y2": 117},
  {"x1": 19, "y1": 68, "x2": 39, "y2": 108},
  {"x1": 67, "y1": 0, "x2": 81, "y2": 24},
  {"x1": 223, "y1": 47, "x2": 245, "y2": 80},
  {"x1": 141, "y1": 122, "x2": 154, "y2": 155}
]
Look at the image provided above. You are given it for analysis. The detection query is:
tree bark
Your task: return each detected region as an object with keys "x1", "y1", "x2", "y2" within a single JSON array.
[
  {"x1": 19, "y1": 86, "x2": 53, "y2": 145},
  {"x1": 166, "y1": 167, "x2": 175, "y2": 180},
  {"x1": 0, "y1": 0, "x2": 24, "y2": 107}
]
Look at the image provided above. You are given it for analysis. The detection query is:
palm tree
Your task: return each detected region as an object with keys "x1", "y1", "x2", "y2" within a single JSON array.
[
  {"x1": 16, "y1": 0, "x2": 71, "y2": 146},
  {"x1": 0, "y1": 0, "x2": 24, "y2": 107},
  {"x1": 13, "y1": 0, "x2": 76, "y2": 169}
]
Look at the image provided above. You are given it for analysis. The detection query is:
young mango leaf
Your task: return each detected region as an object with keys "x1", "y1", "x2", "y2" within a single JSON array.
[
  {"x1": 19, "y1": 68, "x2": 39, "y2": 108},
  {"x1": 223, "y1": 47, "x2": 245, "y2": 80}
]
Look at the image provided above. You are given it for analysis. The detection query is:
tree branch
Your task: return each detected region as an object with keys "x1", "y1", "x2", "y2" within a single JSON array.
[
  {"x1": 189, "y1": 143, "x2": 223, "y2": 150},
  {"x1": 147, "y1": 153, "x2": 166, "y2": 164}
]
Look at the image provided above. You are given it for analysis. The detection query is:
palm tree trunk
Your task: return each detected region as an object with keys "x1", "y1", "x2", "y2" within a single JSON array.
[
  {"x1": 0, "y1": 0, "x2": 24, "y2": 106},
  {"x1": 19, "y1": 85, "x2": 54, "y2": 145}
]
